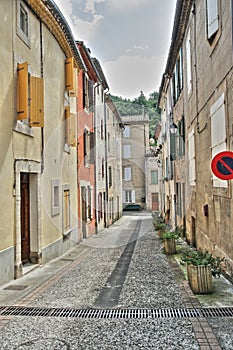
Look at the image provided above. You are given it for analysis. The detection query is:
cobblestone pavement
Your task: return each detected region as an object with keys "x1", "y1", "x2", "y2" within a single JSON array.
[{"x1": 0, "y1": 212, "x2": 232, "y2": 349}]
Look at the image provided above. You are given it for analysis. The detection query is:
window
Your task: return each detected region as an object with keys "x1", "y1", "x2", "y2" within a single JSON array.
[
  {"x1": 65, "y1": 57, "x2": 74, "y2": 91},
  {"x1": 17, "y1": 62, "x2": 44, "y2": 127},
  {"x1": 109, "y1": 166, "x2": 112, "y2": 187},
  {"x1": 151, "y1": 170, "x2": 158, "y2": 185},
  {"x1": 177, "y1": 116, "x2": 185, "y2": 157},
  {"x1": 185, "y1": 29, "x2": 192, "y2": 94},
  {"x1": 63, "y1": 186, "x2": 70, "y2": 233},
  {"x1": 123, "y1": 167, "x2": 131, "y2": 181},
  {"x1": 173, "y1": 48, "x2": 183, "y2": 104},
  {"x1": 123, "y1": 190, "x2": 135, "y2": 203},
  {"x1": 64, "y1": 107, "x2": 77, "y2": 148},
  {"x1": 52, "y1": 179, "x2": 60, "y2": 216},
  {"x1": 87, "y1": 186, "x2": 92, "y2": 220},
  {"x1": 206, "y1": 0, "x2": 219, "y2": 41},
  {"x1": 102, "y1": 158, "x2": 105, "y2": 178},
  {"x1": 108, "y1": 132, "x2": 111, "y2": 152},
  {"x1": 123, "y1": 126, "x2": 130, "y2": 138},
  {"x1": 20, "y1": 4, "x2": 28, "y2": 36},
  {"x1": 188, "y1": 129, "x2": 195, "y2": 186},
  {"x1": 17, "y1": 1, "x2": 30, "y2": 45},
  {"x1": 211, "y1": 93, "x2": 227, "y2": 188},
  {"x1": 84, "y1": 129, "x2": 90, "y2": 166},
  {"x1": 101, "y1": 119, "x2": 104, "y2": 140},
  {"x1": 123, "y1": 144, "x2": 131, "y2": 158}
]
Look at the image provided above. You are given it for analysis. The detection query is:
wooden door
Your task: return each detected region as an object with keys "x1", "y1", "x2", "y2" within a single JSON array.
[
  {"x1": 21, "y1": 173, "x2": 30, "y2": 263},
  {"x1": 152, "y1": 193, "x2": 159, "y2": 211}
]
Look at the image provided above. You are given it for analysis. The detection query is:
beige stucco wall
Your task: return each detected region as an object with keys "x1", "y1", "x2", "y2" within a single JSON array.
[
  {"x1": 183, "y1": 0, "x2": 233, "y2": 274},
  {"x1": 0, "y1": 0, "x2": 79, "y2": 283}
]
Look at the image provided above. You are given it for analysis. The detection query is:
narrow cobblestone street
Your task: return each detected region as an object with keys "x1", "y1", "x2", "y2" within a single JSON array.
[{"x1": 0, "y1": 212, "x2": 232, "y2": 349}]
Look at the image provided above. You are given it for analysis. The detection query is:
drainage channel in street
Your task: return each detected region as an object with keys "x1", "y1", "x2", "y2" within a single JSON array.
[
  {"x1": 94, "y1": 219, "x2": 142, "y2": 308},
  {"x1": 0, "y1": 306, "x2": 233, "y2": 319}
]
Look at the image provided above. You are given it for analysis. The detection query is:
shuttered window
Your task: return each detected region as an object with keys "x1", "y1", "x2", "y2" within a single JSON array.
[
  {"x1": 123, "y1": 167, "x2": 131, "y2": 181},
  {"x1": 65, "y1": 57, "x2": 74, "y2": 91},
  {"x1": 17, "y1": 62, "x2": 28, "y2": 120},
  {"x1": 64, "y1": 106, "x2": 70, "y2": 144},
  {"x1": 30, "y1": 76, "x2": 44, "y2": 127},
  {"x1": 211, "y1": 94, "x2": 227, "y2": 188},
  {"x1": 206, "y1": 0, "x2": 219, "y2": 40},
  {"x1": 188, "y1": 129, "x2": 195, "y2": 186},
  {"x1": 69, "y1": 67, "x2": 78, "y2": 97},
  {"x1": 186, "y1": 29, "x2": 192, "y2": 94},
  {"x1": 17, "y1": 61, "x2": 44, "y2": 127},
  {"x1": 151, "y1": 170, "x2": 158, "y2": 185}
]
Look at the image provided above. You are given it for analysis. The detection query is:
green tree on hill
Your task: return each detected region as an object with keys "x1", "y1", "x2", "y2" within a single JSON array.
[{"x1": 110, "y1": 91, "x2": 161, "y2": 138}]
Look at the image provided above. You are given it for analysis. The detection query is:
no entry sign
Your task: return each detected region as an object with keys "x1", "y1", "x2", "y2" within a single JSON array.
[{"x1": 211, "y1": 151, "x2": 233, "y2": 180}]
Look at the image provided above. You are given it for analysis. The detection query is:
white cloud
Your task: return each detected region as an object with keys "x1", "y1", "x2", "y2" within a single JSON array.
[
  {"x1": 85, "y1": 0, "x2": 105, "y2": 14},
  {"x1": 105, "y1": 0, "x2": 149, "y2": 12},
  {"x1": 103, "y1": 55, "x2": 166, "y2": 99},
  {"x1": 73, "y1": 13, "x2": 103, "y2": 43}
]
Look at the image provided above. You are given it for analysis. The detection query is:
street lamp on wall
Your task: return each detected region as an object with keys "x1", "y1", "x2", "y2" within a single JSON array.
[{"x1": 170, "y1": 121, "x2": 178, "y2": 134}]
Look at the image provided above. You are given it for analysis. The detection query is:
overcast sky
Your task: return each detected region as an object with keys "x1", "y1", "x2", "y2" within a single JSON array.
[{"x1": 53, "y1": 0, "x2": 176, "y2": 99}]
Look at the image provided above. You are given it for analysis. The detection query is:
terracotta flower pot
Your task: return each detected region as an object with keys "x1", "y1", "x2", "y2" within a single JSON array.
[{"x1": 187, "y1": 264, "x2": 213, "y2": 294}]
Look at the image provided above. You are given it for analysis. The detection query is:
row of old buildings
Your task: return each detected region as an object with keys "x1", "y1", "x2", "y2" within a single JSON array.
[
  {"x1": 157, "y1": 0, "x2": 233, "y2": 279},
  {"x1": 0, "y1": 0, "x2": 156, "y2": 286}
]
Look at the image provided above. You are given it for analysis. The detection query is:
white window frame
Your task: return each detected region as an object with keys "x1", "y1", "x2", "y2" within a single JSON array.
[
  {"x1": 17, "y1": 0, "x2": 30, "y2": 47},
  {"x1": 206, "y1": 0, "x2": 219, "y2": 40},
  {"x1": 188, "y1": 129, "x2": 196, "y2": 186},
  {"x1": 186, "y1": 29, "x2": 192, "y2": 95},
  {"x1": 123, "y1": 167, "x2": 132, "y2": 181},
  {"x1": 51, "y1": 179, "x2": 60, "y2": 216},
  {"x1": 123, "y1": 126, "x2": 130, "y2": 138},
  {"x1": 123, "y1": 144, "x2": 131, "y2": 158},
  {"x1": 123, "y1": 190, "x2": 135, "y2": 203}
]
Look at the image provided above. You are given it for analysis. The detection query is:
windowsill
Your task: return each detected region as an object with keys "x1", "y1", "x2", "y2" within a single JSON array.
[
  {"x1": 17, "y1": 28, "x2": 31, "y2": 48},
  {"x1": 14, "y1": 121, "x2": 34, "y2": 137}
]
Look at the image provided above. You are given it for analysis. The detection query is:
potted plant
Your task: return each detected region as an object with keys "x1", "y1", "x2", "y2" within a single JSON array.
[
  {"x1": 161, "y1": 231, "x2": 178, "y2": 255},
  {"x1": 154, "y1": 222, "x2": 167, "y2": 237},
  {"x1": 180, "y1": 249, "x2": 224, "y2": 294}
]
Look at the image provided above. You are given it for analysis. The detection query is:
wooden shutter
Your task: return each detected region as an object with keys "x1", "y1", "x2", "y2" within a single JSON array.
[
  {"x1": 65, "y1": 57, "x2": 74, "y2": 91},
  {"x1": 65, "y1": 106, "x2": 70, "y2": 144},
  {"x1": 90, "y1": 131, "x2": 95, "y2": 164},
  {"x1": 17, "y1": 62, "x2": 28, "y2": 120},
  {"x1": 69, "y1": 112, "x2": 77, "y2": 147},
  {"x1": 88, "y1": 80, "x2": 94, "y2": 111},
  {"x1": 69, "y1": 68, "x2": 78, "y2": 97},
  {"x1": 30, "y1": 76, "x2": 44, "y2": 127}
]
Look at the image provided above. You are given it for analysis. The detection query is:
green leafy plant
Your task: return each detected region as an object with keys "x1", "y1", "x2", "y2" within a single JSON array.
[
  {"x1": 154, "y1": 222, "x2": 166, "y2": 230},
  {"x1": 180, "y1": 249, "x2": 224, "y2": 277},
  {"x1": 161, "y1": 231, "x2": 178, "y2": 241}
]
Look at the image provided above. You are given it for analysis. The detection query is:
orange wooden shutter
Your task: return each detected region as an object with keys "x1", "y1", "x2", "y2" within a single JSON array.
[
  {"x1": 69, "y1": 112, "x2": 77, "y2": 147},
  {"x1": 65, "y1": 57, "x2": 74, "y2": 91},
  {"x1": 65, "y1": 106, "x2": 70, "y2": 144},
  {"x1": 69, "y1": 68, "x2": 78, "y2": 97},
  {"x1": 29, "y1": 76, "x2": 44, "y2": 127},
  {"x1": 17, "y1": 62, "x2": 28, "y2": 120}
]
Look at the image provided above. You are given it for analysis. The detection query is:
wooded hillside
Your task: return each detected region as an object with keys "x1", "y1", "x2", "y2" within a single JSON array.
[{"x1": 110, "y1": 91, "x2": 161, "y2": 138}]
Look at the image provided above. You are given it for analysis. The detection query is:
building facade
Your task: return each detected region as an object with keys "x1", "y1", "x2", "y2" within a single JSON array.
[
  {"x1": 158, "y1": 0, "x2": 233, "y2": 277},
  {"x1": 121, "y1": 115, "x2": 150, "y2": 209},
  {"x1": 0, "y1": 0, "x2": 84, "y2": 285},
  {"x1": 105, "y1": 95, "x2": 124, "y2": 225}
]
